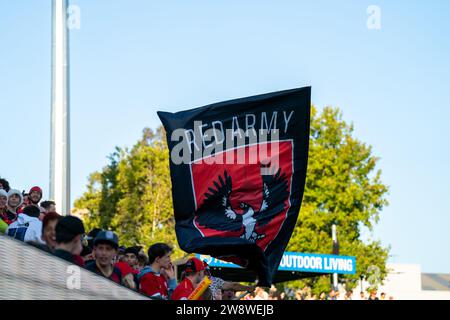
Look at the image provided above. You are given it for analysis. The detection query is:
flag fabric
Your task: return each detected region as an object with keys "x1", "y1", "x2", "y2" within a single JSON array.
[{"x1": 158, "y1": 87, "x2": 311, "y2": 286}]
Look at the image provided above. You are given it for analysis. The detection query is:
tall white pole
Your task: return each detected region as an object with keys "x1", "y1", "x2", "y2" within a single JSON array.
[{"x1": 50, "y1": 0, "x2": 71, "y2": 216}]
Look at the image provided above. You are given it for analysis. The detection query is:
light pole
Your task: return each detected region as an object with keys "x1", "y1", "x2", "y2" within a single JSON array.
[
  {"x1": 50, "y1": 0, "x2": 71, "y2": 216},
  {"x1": 360, "y1": 274, "x2": 365, "y2": 294},
  {"x1": 332, "y1": 224, "x2": 339, "y2": 291}
]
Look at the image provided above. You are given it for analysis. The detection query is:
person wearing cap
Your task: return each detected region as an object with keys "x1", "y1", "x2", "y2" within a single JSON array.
[
  {"x1": 124, "y1": 247, "x2": 140, "y2": 270},
  {"x1": 115, "y1": 246, "x2": 140, "y2": 289},
  {"x1": 115, "y1": 246, "x2": 140, "y2": 287},
  {"x1": 5, "y1": 205, "x2": 45, "y2": 245},
  {"x1": 138, "y1": 243, "x2": 176, "y2": 300},
  {"x1": 171, "y1": 257, "x2": 207, "y2": 300},
  {"x1": 28, "y1": 186, "x2": 43, "y2": 206},
  {"x1": 203, "y1": 261, "x2": 255, "y2": 300},
  {"x1": 85, "y1": 230, "x2": 135, "y2": 290},
  {"x1": 53, "y1": 216, "x2": 86, "y2": 267},
  {"x1": 3, "y1": 189, "x2": 23, "y2": 225}
]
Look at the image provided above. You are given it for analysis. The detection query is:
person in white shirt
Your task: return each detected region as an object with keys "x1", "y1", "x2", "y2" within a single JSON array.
[{"x1": 6, "y1": 205, "x2": 45, "y2": 245}]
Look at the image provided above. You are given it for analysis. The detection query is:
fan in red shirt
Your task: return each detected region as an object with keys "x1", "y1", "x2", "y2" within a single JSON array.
[
  {"x1": 138, "y1": 243, "x2": 177, "y2": 300},
  {"x1": 123, "y1": 247, "x2": 141, "y2": 273},
  {"x1": 171, "y1": 257, "x2": 206, "y2": 300}
]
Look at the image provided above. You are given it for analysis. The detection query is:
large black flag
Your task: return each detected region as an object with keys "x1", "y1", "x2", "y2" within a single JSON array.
[{"x1": 158, "y1": 87, "x2": 311, "y2": 286}]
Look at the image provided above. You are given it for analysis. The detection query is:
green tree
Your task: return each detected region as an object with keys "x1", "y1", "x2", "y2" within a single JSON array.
[
  {"x1": 74, "y1": 127, "x2": 181, "y2": 256},
  {"x1": 286, "y1": 106, "x2": 389, "y2": 295},
  {"x1": 74, "y1": 106, "x2": 389, "y2": 292}
]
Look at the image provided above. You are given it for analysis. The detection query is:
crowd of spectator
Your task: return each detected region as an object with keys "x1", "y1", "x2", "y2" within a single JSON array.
[
  {"x1": 0, "y1": 177, "x2": 255, "y2": 300},
  {"x1": 239, "y1": 286, "x2": 394, "y2": 300},
  {"x1": 0, "y1": 176, "x2": 393, "y2": 301}
]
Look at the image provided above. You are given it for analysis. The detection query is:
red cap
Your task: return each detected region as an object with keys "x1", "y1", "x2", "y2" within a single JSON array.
[
  {"x1": 185, "y1": 257, "x2": 205, "y2": 273},
  {"x1": 29, "y1": 186, "x2": 42, "y2": 194}
]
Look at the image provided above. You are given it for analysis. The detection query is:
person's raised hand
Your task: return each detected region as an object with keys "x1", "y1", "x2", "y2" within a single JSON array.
[{"x1": 161, "y1": 263, "x2": 175, "y2": 280}]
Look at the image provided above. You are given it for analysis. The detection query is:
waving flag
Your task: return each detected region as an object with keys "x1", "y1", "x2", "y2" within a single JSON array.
[{"x1": 158, "y1": 87, "x2": 311, "y2": 286}]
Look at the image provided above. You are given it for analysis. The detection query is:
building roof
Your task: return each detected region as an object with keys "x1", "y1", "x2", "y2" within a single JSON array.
[{"x1": 421, "y1": 273, "x2": 450, "y2": 291}]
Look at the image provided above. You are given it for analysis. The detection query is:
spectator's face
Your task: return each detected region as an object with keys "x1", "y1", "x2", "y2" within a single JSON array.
[
  {"x1": 8, "y1": 194, "x2": 21, "y2": 208},
  {"x1": 213, "y1": 289, "x2": 222, "y2": 300},
  {"x1": 94, "y1": 244, "x2": 117, "y2": 267},
  {"x1": 124, "y1": 253, "x2": 138, "y2": 267},
  {"x1": 46, "y1": 204, "x2": 56, "y2": 213},
  {"x1": 193, "y1": 270, "x2": 205, "y2": 286},
  {"x1": 42, "y1": 219, "x2": 58, "y2": 250},
  {"x1": 157, "y1": 252, "x2": 172, "y2": 269},
  {"x1": 0, "y1": 195, "x2": 7, "y2": 208},
  {"x1": 30, "y1": 191, "x2": 41, "y2": 203}
]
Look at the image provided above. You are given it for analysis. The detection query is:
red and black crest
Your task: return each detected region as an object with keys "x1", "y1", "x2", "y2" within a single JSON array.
[
  {"x1": 158, "y1": 87, "x2": 311, "y2": 286},
  {"x1": 192, "y1": 141, "x2": 293, "y2": 252}
]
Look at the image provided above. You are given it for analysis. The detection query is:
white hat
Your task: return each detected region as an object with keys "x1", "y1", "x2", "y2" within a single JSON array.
[
  {"x1": 0, "y1": 189, "x2": 7, "y2": 198},
  {"x1": 7, "y1": 189, "x2": 24, "y2": 207}
]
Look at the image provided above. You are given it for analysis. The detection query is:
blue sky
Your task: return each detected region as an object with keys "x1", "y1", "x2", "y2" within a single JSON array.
[{"x1": 1, "y1": 0, "x2": 449, "y2": 273}]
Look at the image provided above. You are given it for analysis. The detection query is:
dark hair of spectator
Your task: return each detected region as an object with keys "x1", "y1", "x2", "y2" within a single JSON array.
[
  {"x1": 41, "y1": 200, "x2": 56, "y2": 210},
  {"x1": 0, "y1": 178, "x2": 11, "y2": 192},
  {"x1": 125, "y1": 246, "x2": 140, "y2": 257},
  {"x1": 147, "y1": 243, "x2": 173, "y2": 264},
  {"x1": 23, "y1": 205, "x2": 41, "y2": 218},
  {"x1": 42, "y1": 212, "x2": 62, "y2": 232},
  {"x1": 138, "y1": 253, "x2": 149, "y2": 266},
  {"x1": 55, "y1": 216, "x2": 85, "y2": 244}
]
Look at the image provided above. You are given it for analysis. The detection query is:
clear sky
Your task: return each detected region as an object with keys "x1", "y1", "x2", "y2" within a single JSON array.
[{"x1": 1, "y1": 0, "x2": 449, "y2": 273}]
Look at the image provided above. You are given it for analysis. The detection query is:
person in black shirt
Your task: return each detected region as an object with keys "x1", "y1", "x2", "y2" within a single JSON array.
[
  {"x1": 53, "y1": 216, "x2": 85, "y2": 267},
  {"x1": 85, "y1": 231, "x2": 123, "y2": 285}
]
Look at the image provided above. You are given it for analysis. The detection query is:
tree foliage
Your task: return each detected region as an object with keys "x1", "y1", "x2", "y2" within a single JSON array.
[
  {"x1": 286, "y1": 106, "x2": 389, "y2": 294},
  {"x1": 74, "y1": 127, "x2": 179, "y2": 254}
]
